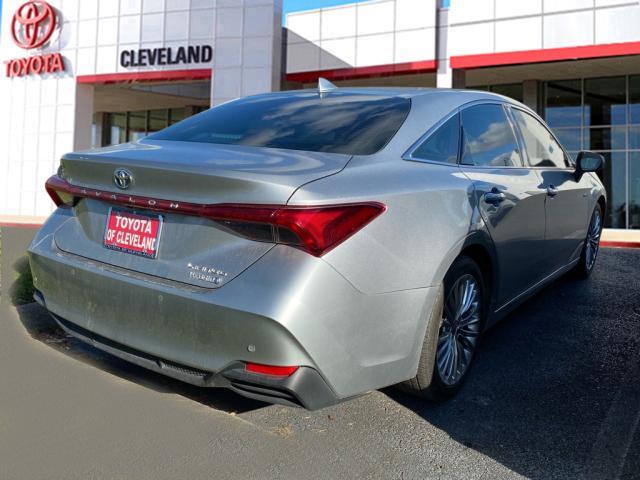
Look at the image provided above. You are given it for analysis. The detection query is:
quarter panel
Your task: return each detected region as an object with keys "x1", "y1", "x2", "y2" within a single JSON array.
[{"x1": 289, "y1": 157, "x2": 477, "y2": 294}]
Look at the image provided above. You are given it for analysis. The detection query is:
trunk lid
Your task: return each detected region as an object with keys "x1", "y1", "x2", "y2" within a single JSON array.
[{"x1": 53, "y1": 140, "x2": 351, "y2": 288}]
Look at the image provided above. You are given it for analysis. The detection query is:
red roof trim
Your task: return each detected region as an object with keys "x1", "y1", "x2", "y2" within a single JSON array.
[
  {"x1": 76, "y1": 69, "x2": 212, "y2": 85},
  {"x1": 286, "y1": 60, "x2": 437, "y2": 83},
  {"x1": 450, "y1": 41, "x2": 640, "y2": 70}
]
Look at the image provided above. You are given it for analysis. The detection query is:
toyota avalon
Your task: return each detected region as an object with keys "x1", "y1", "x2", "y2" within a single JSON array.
[{"x1": 28, "y1": 83, "x2": 606, "y2": 409}]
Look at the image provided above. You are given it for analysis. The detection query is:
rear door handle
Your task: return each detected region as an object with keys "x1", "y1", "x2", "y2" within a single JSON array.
[
  {"x1": 484, "y1": 190, "x2": 506, "y2": 205},
  {"x1": 546, "y1": 185, "x2": 558, "y2": 197}
]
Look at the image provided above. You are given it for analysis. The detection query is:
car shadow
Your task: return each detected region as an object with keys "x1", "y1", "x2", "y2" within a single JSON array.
[
  {"x1": 15, "y1": 302, "x2": 268, "y2": 414},
  {"x1": 382, "y1": 249, "x2": 640, "y2": 479}
]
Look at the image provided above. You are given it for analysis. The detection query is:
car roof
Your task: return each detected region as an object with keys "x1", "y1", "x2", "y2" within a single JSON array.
[{"x1": 258, "y1": 87, "x2": 525, "y2": 109}]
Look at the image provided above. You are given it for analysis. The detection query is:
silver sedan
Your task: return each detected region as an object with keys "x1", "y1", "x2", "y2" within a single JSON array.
[{"x1": 29, "y1": 84, "x2": 606, "y2": 409}]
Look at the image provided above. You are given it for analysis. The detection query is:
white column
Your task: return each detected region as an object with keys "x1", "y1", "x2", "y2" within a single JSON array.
[
  {"x1": 211, "y1": 0, "x2": 283, "y2": 106},
  {"x1": 73, "y1": 84, "x2": 94, "y2": 151},
  {"x1": 435, "y1": 6, "x2": 465, "y2": 89}
]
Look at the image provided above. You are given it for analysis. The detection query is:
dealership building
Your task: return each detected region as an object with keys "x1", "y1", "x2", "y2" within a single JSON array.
[{"x1": 1, "y1": 0, "x2": 640, "y2": 233}]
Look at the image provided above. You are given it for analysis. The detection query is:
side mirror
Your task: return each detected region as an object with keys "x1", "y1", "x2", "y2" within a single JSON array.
[{"x1": 575, "y1": 151, "x2": 604, "y2": 178}]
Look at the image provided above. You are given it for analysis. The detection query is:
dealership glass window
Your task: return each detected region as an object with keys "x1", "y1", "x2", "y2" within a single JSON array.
[
  {"x1": 148, "y1": 109, "x2": 168, "y2": 134},
  {"x1": 629, "y1": 154, "x2": 640, "y2": 229},
  {"x1": 545, "y1": 80, "x2": 582, "y2": 128},
  {"x1": 469, "y1": 84, "x2": 523, "y2": 103},
  {"x1": 169, "y1": 108, "x2": 188, "y2": 125},
  {"x1": 102, "y1": 107, "x2": 205, "y2": 146},
  {"x1": 491, "y1": 84, "x2": 524, "y2": 103},
  {"x1": 597, "y1": 153, "x2": 627, "y2": 229},
  {"x1": 585, "y1": 127, "x2": 626, "y2": 151},
  {"x1": 584, "y1": 77, "x2": 626, "y2": 126},
  {"x1": 542, "y1": 76, "x2": 640, "y2": 229},
  {"x1": 128, "y1": 111, "x2": 147, "y2": 142},
  {"x1": 629, "y1": 76, "x2": 640, "y2": 124},
  {"x1": 109, "y1": 113, "x2": 127, "y2": 145}
]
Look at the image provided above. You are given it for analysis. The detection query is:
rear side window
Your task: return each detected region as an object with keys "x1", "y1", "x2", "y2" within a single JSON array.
[
  {"x1": 148, "y1": 92, "x2": 411, "y2": 155},
  {"x1": 511, "y1": 108, "x2": 570, "y2": 168},
  {"x1": 412, "y1": 113, "x2": 460, "y2": 164},
  {"x1": 460, "y1": 104, "x2": 522, "y2": 167}
]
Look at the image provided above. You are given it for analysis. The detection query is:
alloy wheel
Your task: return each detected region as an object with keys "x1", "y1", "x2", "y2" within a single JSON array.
[
  {"x1": 437, "y1": 274, "x2": 482, "y2": 386},
  {"x1": 585, "y1": 209, "x2": 602, "y2": 271}
]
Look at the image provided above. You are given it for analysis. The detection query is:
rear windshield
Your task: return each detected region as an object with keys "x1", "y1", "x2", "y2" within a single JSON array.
[{"x1": 148, "y1": 92, "x2": 411, "y2": 155}]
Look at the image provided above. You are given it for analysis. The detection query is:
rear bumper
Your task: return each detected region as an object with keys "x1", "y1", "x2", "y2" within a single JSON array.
[
  {"x1": 28, "y1": 213, "x2": 435, "y2": 406},
  {"x1": 38, "y1": 299, "x2": 338, "y2": 409}
]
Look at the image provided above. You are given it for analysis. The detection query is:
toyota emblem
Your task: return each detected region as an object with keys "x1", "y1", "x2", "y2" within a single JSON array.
[
  {"x1": 11, "y1": 1, "x2": 57, "y2": 50},
  {"x1": 113, "y1": 169, "x2": 133, "y2": 190}
]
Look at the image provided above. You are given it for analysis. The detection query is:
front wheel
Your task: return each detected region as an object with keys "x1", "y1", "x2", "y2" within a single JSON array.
[
  {"x1": 574, "y1": 204, "x2": 603, "y2": 279},
  {"x1": 400, "y1": 256, "x2": 486, "y2": 401}
]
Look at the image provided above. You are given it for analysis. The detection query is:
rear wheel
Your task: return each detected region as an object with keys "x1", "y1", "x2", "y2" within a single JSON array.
[
  {"x1": 574, "y1": 204, "x2": 603, "y2": 279},
  {"x1": 400, "y1": 256, "x2": 486, "y2": 401}
]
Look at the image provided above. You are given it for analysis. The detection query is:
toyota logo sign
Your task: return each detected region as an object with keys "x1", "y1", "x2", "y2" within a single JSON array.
[{"x1": 11, "y1": 1, "x2": 57, "y2": 50}]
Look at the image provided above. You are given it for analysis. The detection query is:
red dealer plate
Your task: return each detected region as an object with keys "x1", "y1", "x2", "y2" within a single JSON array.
[{"x1": 103, "y1": 208, "x2": 163, "y2": 259}]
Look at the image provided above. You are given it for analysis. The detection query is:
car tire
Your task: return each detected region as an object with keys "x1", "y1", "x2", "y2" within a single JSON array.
[
  {"x1": 400, "y1": 255, "x2": 486, "y2": 401},
  {"x1": 573, "y1": 204, "x2": 603, "y2": 279}
]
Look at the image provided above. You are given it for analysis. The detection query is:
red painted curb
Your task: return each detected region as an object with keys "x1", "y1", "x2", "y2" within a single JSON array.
[
  {"x1": 601, "y1": 241, "x2": 640, "y2": 249},
  {"x1": 0, "y1": 223, "x2": 43, "y2": 229}
]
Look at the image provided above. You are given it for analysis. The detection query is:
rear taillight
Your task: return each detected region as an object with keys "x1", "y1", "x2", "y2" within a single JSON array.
[
  {"x1": 44, "y1": 175, "x2": 385, "y2": 256},
  {"x1": 210, "y1": 203, "x2": 385, "y2": 256},
  {"x1": 245, "y1": 363, "x2": 299, "y2": 377},
  {"x1": 45, "y1": 175, "x2": 76, "y2": 207}
]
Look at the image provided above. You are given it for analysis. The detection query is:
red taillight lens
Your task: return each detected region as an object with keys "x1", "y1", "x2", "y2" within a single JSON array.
[
  {"x1": 206, "y1": 203, "x2": 385, "y2": 256},
  {"x1": 45, "y1": 175, "x2": 76, "y2": 207},
  {"x1": 43, "y1": 175, "x2": 386, "y2": 256},
  {"x1": 245, "y1": 363, "x2": 299, "y2": 377}
]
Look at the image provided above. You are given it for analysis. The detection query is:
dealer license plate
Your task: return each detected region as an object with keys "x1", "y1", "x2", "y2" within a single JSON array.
[{"x1": 103, "y1": 208, "x2": 163, "y2": 259}]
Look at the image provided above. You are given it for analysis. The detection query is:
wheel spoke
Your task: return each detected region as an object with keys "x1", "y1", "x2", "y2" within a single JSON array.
[
  {"x1": 584, "y1": 210, "x2": 602, "y2": 270},
  {"x1": 437, "y1": 273, "x2": 482, "y2": 386}
]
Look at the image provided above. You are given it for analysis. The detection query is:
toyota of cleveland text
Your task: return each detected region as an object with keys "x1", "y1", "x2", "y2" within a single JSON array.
[{"x1": 28, "y1": 82, "x2": 606, "y2": 409}]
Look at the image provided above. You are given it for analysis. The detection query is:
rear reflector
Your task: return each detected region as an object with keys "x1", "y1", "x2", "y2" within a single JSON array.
[
  {"x1": 245, "y1": 363, "x2": 299, "y2": 377},
  {"x1": 44, "y1": 175, "x2": 385, "y2": 256}
]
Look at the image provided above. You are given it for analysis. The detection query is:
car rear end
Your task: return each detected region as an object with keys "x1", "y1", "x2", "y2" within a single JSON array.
[{"x1": 28, "y1": 90, "x2": 417, "y2": 409}]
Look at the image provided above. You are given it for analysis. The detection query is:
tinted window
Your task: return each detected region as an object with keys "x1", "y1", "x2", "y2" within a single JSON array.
[
  {"x1": 460, "y1": 104, "x2": 522, "y2": 167},
  {"x1": 149, "y1": 92, "x2": 411, "y2": 155},
  {"x1": 512, "y1": 109, "x2": 569, "y2": 168},
  {"x1": 412, "y1": 113, "x2": 460, "y2": 164}
]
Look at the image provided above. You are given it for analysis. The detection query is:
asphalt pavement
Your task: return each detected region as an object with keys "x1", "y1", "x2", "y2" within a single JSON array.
[{"x1": 1, "y1": 247, "x2": 639, "y2": 480}]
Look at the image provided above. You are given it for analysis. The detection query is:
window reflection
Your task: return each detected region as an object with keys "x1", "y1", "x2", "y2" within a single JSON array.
[
  {"x1": 584, "y1": 77, "x2": 626, "y2": 126},
  {"x1": 629, "y1": 76, "x2": 640, "y2": 124},
  {"x1": 544, "y1": 76, "x2": 639, "y2": 229},
  {"x1": 585, "y1": 127, "x2": 625, "y2": 151},
  {"x1": 109, "y1": 113, "x2": 127, "y2": 146},
  {"x1": 546, "y1": 80, "x2": 582, "y2": 128},
  {"x1": 596, "y1": 152, "x2": 626, "y2": 229},
  {"x1": 460, "y1": 104, "x2": 521, "y2": 167},
  {"x1": 629, "y1": 153, "x2": 640, "y2": 229}
]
